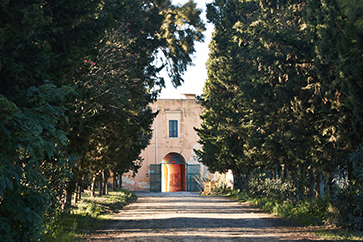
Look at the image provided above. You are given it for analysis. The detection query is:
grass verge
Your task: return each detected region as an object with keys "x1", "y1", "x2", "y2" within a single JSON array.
[
  {"x1": 227, "y1": 189, "x2": 363, "y2": 241},
  {"x1": 40, "y1": 189, "x2": 137, "y2": 242}
]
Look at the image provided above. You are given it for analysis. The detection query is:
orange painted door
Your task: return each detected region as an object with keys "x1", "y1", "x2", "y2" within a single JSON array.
[{"x1": 167, "y1": 164, "x2": 182, "y2": 192}]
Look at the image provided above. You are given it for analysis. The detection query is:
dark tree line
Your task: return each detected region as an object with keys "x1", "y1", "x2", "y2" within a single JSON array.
[
  {"x1": 196, "y1": 0, "x2": 363, "y2": 230},
  {"x1": 0, "y1": 0, "x2": 205, "y2": 240}
]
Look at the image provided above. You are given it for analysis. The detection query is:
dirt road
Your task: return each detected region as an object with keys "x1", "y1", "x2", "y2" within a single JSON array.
[{"x1": 81, "y1": 192, "x2": 330, "y2": 241}]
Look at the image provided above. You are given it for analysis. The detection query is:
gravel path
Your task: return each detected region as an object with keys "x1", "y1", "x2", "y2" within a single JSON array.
[{"x1": 80, "y1": 192, "x2": 331, "y2": 241}]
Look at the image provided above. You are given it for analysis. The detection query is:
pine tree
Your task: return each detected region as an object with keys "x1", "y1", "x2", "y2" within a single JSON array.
[{"x1": 199, "y1": 0, "x2": 363, "y2": 201}]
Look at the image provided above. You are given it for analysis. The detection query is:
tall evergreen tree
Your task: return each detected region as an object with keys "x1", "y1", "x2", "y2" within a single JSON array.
[
  {"x1": 0, "y1": 0, "x2": 112, "y2": 239},
  {"x1": 198, "y1": 0, "x2": 363, "y2": 202},
  {"x1": 0, "y1": 0, "x2": 205, "y2": 239}
]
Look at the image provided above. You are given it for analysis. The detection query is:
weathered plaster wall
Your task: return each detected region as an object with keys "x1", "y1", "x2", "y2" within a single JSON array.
[{"x1": 122, "y1": 95, "x2": 205, "y2": 191}]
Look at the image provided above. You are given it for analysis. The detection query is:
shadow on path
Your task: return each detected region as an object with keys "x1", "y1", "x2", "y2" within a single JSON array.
[{"x1": 79, "y1": 192, "x2": 331, "y2": 241}]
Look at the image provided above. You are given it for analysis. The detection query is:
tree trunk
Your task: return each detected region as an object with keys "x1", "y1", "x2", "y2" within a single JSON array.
[
  {"x1": 65, "y1": 177, "x2": 76, "y2": 210},
  {"x1": 118, "y1": 173, "x2": 122, "y2": 190},
  {"x1": 287, "y1": 166, "x2": 294, "y2": 182},
  {"x1": 315, "y1": 171, "x2": 324, "y2": 199},
  {"x1": 287, "y1": 165, "x2": 299, "y2": 202},
  {"x1": 99, "y1": 170, "x2": 105, "y2": 196},
  {"x1": 347, "y1": 153, "x2": 353, "y2": 181},
  {"x1": 65, "y1": 189, "x2": 72, "y2": 209},
  {"x1": 329, "y1": 143, "x2": 338, "y2": 199},
  {"x1": 78, "y1": 162, "x2": 83, "y2": 201},
  {"x1": 113, "y1": 172, "x2": 118, "y2": 191},
  {"x1": 281, "y1": 164, "x2": 286, "y2": 181},
  {"x1": 272, "y1": 167, "x2": 276, "y2": 181},
  {"x1": 78, "y1": 188, "x2": 81, "y2": 201},
  {"x1": 98, "y1": 180, "x2": 103, "y2": 197},
  {"x1": 78, "y1": 178, "x2": 82, "y2": 201},
  {"x1": 91, "y1": 176, "x2": 96, "y2": 198},
  {"x1": 327, "y1": 173, "x2": 334, "y2": 199},
  {"x1": 73, "y1": 182, "x2": 79, "y2": 204},
  {"x1": 98, "y1": 172, "x2": 103, "y2": 197},
  {"x1": 319, "y1": 173, "x2": 324, "y2": 199},
  {"x1": 309, "y1": 168, "x2": 315, "y2": 199},
  {"x1": 298, "y1": 165, "x2": 305, "y2": 201},
  {"x1": 103, "y1": 171, "x2": 108, "y2": 195}
]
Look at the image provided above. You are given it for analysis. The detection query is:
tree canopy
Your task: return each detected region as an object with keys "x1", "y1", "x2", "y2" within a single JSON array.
[
  {"x1": 0, "y1": 0, "x2": 205, "y2": 240},
  {"x1": 197, "y1": 0, "x2": 363, "y2": 223}
]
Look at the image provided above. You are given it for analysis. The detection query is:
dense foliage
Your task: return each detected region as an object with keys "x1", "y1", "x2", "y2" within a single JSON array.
[
  {"x1": 335, "y1": 146, "x2": 363, "y2": 230},
  {"x1": 197, "y1": 0, "x2": 363, "y2": 230},
  {"x1": 41, "y1": 189, "x2": 136, "y2": 241},
  {"x1": 0, "y1": 0, "x2": 204, "y2": 240}
]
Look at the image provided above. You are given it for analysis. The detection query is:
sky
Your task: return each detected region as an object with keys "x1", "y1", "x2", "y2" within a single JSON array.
[{"x1": 158, "y1": 0, "x2": 214, "y2": 99}]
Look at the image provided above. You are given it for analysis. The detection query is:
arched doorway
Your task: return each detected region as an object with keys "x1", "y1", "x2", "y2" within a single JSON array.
[{"x1": 161, "y1": 152, "x2": 186, "y2": 192}]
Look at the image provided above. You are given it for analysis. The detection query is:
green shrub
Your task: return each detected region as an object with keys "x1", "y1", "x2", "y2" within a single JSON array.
[
  {"x1": 41, "y1": 190, "x2": 136, "y2": 241},
  {"x1": 334, "y1": 146, "x2": 363, "y2": 231},
  {"x1": 273, "y1": 201, "x2": 294, "y2": 218},
  {"x1": 229, "y1": 190, "x2": 328, "y2": 226},
  {"x1": 211, "y1": 180, "x2": 232, "y2": 194},
  {"x1": 248, "y1": 176, "x2": 296, "y2": 202},
  {"x1": 229, "y1": 189, "x2": 248, "y2": 200},
  {"x1": 86, "y1": 202, "x2": 102, "y2": 217}
]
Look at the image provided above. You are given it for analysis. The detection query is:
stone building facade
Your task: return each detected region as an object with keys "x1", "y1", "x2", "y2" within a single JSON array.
[{"x1": 122, "y1": 94, "x2": 208, "y2": 191}]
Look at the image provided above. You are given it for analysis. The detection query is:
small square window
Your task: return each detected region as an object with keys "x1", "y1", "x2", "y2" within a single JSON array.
[{"x1": 169, "y1": 120, "x2": 178, "y2": 138}]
